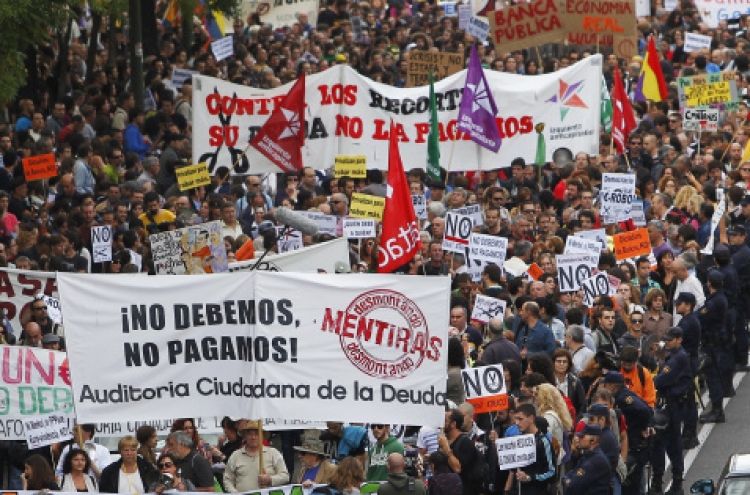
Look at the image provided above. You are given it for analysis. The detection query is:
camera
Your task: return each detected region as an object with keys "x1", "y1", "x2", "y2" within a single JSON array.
[
  {"x1": 404, "y1": 448, "x2": 419, "y2": 478},
  {"x1": 158, "y1": 473, "x2": 175, "y2": 490}
]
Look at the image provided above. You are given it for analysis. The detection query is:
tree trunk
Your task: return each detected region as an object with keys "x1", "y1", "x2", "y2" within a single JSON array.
[
  {"x1": 181, "y1": 0, "x2": 195, "y2": 54},
  {"x1": 86, "y1": 11, "x2": 103, "y2": 82},
  {"x1": 141, "y1": 0, "x2": 159, "y2": 58},
  {"x1": 57, "y1": 22, "x2": 73, "y2": 103},
  {"x1": 129, "y1": 0, "x2": 145, "y2": 112}
]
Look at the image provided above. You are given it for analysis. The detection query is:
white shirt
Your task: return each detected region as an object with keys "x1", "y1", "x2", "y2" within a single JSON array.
[
  {"x1": 56, "y1": 441, "x2": 112, "y2": 477},
  {"x1": 673, "y1": 275, "x2": 705, "y2": 324},
  {"x1": 119, "y1": 467, "x2": 145, "y2": 494},
  {"x1": 221, "y1": 221, "x2": 244, "y2": 240}
]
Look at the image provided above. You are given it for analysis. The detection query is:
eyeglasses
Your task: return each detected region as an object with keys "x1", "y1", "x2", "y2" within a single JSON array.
[
  {"x1": 492, "y1": 196, "x2": 503, "y2": 201},
  {"x1": 554, "y1": 359, "x2": 568, "y2": 364},
  {"x1": 32, "y1": 306, "x2": 47, "y2": 311},
  {"x1": 158, "y1": 462, "x2": 174, "y2": 468},
  {"x1": 631, "y1": 319, "x2": 643, "y2": 324},
  {"x1": 288, "y1": 177, "x2": 299, "y2": 182},
  {"x1": 371, "y1": 424, "x2": 385, "y2": 430},
  {"x1": 330, "y1": 200, "x2": 343, "y2": 204},
  {"x1": 669, "y1": 119, "x2": 679, "y2": 123},
  {"x1": 523, "y1": 209, "x2": 535, "y2": 214}
]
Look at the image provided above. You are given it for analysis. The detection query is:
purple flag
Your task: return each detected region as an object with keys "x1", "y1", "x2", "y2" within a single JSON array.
[{"x1": 457, "y1": 45, "x2": 502, "y2": 153}]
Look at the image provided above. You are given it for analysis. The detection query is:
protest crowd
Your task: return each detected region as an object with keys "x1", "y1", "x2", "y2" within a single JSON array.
[{"x1": 5, "y1": 0, "x2": 750, "y2": 495}]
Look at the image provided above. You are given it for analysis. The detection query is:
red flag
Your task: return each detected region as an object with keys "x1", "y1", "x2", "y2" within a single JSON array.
[
  {"x1": 377, "y1": 120, "x2": 422, "y2": 273},
  {"x1": 250, "y1": 73, "x2": 306, "y2": 172},
  {"x1": 610, "y1": 66, "x2": 637, "y2": 156}
]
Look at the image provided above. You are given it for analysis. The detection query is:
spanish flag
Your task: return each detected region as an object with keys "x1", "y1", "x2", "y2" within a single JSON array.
[{"x1": 634, "y1": 35, "x2": 667, "y2": 103}]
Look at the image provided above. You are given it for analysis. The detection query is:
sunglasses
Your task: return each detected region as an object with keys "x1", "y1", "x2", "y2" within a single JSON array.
[
  {"x1": 631, "y1": 319, "x2": 643, "y2": 324},
  {"x1": 492, "y1": 196, "x2": 503, "y2": 201},
  {"x1": 371, "y1": 424, "x2": 385, "y2": 430},
  {"x1": 158, "y1": 462, "x2": 174, "y2": 468},
  {"x1": 330, "y1": 200, "x2": 343, "y2": 204}
]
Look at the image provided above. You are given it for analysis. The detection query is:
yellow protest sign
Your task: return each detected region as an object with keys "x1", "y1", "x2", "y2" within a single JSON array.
[
  {"x1": 684, "y1": 82, "x2": 732, "y2": 107},
  {"x1": 349, "y1": 193, "x2": 385, "y2": 221},
  {"x1": 176, "y1": 162, "x2": 212, "y2": 191},
  {"x1": 334, "y1": 155, "x2": 367, "y2": 178}
]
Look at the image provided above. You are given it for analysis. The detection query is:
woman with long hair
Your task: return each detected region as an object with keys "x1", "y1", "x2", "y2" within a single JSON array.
[
  {"x1": 61, "y1": 448, "x2": 99, "y2": 492},
  {"x1": 534, "y1": 383, "x2": 573, "y2": 461},
  {"x1": 23, "y1": 454, "x2": 60, "y2": 490},
  {"x1": 502, "y1": 358, "x2": 522, "y2": 398},
  {"x1": 526, "y1": 354, "x2": 556, "y2": 384},
  {"x1": 151, "y1": 453, "x2": 195, "y2": 493},
  {"x1": 136, "y1": 425, "x2": 158, "y2": 466},
  {"x1": 617, "y1": 281, "x2": 641, "y2": 315},
  {"x1": 552, "y1": 349, "x2": 586, "y2": 420},
  {"x1": 327, "y1": 456, "x2": 365, "y2": 494},
  {"x1": 358, "y1": 238, "x2": 378, "y2": 272},
  {"x1": 170, "y1": 419, "x2": 214, "y2": 460},
  {"x1": 651, "y1": 251, "x2": 677, "y2": 314}
]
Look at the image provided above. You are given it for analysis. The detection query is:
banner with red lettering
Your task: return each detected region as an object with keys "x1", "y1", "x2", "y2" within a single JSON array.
[
  {"x1": 192, "y1": 57, "x2": 602, "y2": 175},
  {"x1": 0, "y1": 268, "x2": 58, "y2": 337}
]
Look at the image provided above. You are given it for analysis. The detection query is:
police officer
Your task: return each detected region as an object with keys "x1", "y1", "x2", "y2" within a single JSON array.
[
  {"x1": 563, "y1": 424, "x2": 612, "y2": 495},
  {"x1": 727, "y1": 225, "x2": 750, "y2": 372},
  {"x1": 714, "y1": 243, "x2": 739, "y2": 393},
  {"x1": 586, "y1": 403, "x2": 621, "y2": 491},
  {"x1": 675, "y1": 292, "x2": 701, "y2": 449},
  {"x1": 650, "y1": 327, "x2": 692, "y2": 495},
  {"x1": 698, "y1": 269, "x2": 730, "y2": 423},
  {"x1": 600, "y1": 371, "x2": 653, "y2": 495}
]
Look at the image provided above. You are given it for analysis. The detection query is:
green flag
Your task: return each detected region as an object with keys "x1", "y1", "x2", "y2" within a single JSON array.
[
  {"x1": 427, "y1": 72, "x2": 441, "y2": 183},
  {"x1": 601, "y1": 74, "x2": 612, "y2": 133}
]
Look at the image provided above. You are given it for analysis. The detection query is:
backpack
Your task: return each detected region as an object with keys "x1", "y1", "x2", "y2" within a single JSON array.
[{"x1": 311, "y1": 487, "x2": 342, "y2": 495}]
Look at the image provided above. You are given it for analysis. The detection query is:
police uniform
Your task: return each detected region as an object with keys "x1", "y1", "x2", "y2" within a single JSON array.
[
  {"x1": 730, "y1": 226, "x2": 750, "y2": 368},
  {"x1": 602, "y1": 371, "x2": 653, "y2": 495},
  {"x1": 651, "y1": 327, "x2": 692, "y2": 492},
  {"x1": 697, "y1": 271, "x2": 730, "y2": 423},
  {"x1": 562, "y1": 424, "x2": 612, "y2": 495},
  {"x1": 676, "y1": 292, "x2": 702, "y2": 448},
  {"x1": 716, "y1": 246, "x2": 740, "y2": 378}
]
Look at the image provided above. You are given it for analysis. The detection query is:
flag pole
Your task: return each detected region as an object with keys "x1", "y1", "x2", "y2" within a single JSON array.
[
  {"x1": 721, "y1": 125, "x2": 743, "y2": 164},
  {"x1": 444, "y1": 129, "x2": 461, "y2": 187}
]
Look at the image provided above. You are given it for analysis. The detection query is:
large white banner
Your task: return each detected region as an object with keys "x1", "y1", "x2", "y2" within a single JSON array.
[
  {"x1": 192, "y1": 57, "x2": 602, "y2": 175},
  {"x1": 228, "y1": 237, "x2": 349, "y2": 273},
  {"x1": 253, "y1": 272, "x2": 450, "y2": 426},
  {"x1": 11, "y1": 486, "x2": 383, "y2": 495},
  {"x1": 693, "y1": 0, "x2": 749, "y2": 28},
  {"x1": 0, "y1": 268, "x2": 58, "y2": 339},
  {"x1": 58, "y1": 272, "x2": 450, "y2": 426}
]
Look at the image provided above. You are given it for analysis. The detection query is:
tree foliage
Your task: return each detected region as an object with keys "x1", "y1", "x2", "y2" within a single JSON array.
[{"x1": 0, "y1": 0, "x2": 81, "y2": 105}]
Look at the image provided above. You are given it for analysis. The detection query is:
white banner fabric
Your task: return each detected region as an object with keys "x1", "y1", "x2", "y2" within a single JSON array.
[
  {"x1": 0, "y1": 268, "x2": 58, "y2": 341},
  {"x1": 228, "y1": 237, "x2": 349, "y2": 273},
  {"x1": 192, "y1": 57, "x2": 602, "y2": 175},
  {"x1": 58, "y1": 272, "x2": 450, "y2": 426}
]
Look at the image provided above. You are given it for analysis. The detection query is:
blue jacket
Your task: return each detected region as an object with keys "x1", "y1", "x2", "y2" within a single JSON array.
[
  {"x1": 515, "y1": 319, "x2": 556, "y2": 356},
  {"x1": 123, "y1": 123, "x2": 150, "y2": 160},
  {"x1": 563, "y1": 447, "x2": 612, "y2": 494}
]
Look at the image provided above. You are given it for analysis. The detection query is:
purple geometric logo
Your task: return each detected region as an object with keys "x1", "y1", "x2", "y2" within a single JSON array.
[{"x1": 546, "y1": 79, "x2": 588, "y2": 120}]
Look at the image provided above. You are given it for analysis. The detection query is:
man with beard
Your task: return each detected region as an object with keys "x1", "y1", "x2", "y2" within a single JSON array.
[{"x1": 366, "y1": 425, "x2": 404, "y2": 481}]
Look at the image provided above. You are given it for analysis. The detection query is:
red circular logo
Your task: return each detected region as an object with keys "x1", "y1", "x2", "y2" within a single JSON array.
[{"x1": 340, "y1": 289, "x2": 429, "y2": 380}]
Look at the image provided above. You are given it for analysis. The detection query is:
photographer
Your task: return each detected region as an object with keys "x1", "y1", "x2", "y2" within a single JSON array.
[
  {"x1": 151, "y1": 453, "x2": 195, "y2": 494},
  {"x1": 376, "y1": 453, "x2": 427, "y2": 495}
]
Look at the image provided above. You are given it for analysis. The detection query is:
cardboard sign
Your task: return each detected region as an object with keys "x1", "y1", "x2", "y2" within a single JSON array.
[
  {"x1": 462, "y1": 364, "x2": 509, "y2": 413},
  {"x1": 684, "y1": 32, "x2": 712, "y2": 53},
  {"x1": 24, "y1": 412, "x2": 73, "y2": 449},
  {"x1": 211, "y1": 36, "x2": 234, "y2": 62},
  {"x1": 613, "y1": 34, "x2": 639, "y2": 59},
  {"x1": 343, "y1": 218, "x2": 377, "y2": 238},
  {"x1": 635, "y1": 0, "x2": 650, "y2": 17},
  {"x1": 556, "y1": 253, "x2": 599, "y2": 292},
  {"x1": 91, "y1": 225, "x2": 112, "y2": 263},
  {"x1": 467, "y1": 16, "x2": 490, "y2": 41},
  {"x1": 564, "y1": 0, "x2": 637, "y2": 46},
  {"x1": 581, "y1": 271, "x2": 616, "y2": 307},
  {"x1": 406, "y1": 50, "x2": 465, "y2": 87},
  {"x1": 276, "y1": 227, "x2": 303, "y2": 253},
  {"x1": 574, "y1": 228, "x2": 608, "y2": 251},
  {"x1": 176, "y1": 162, "x2": 212, "y2": 191},
  {"x1": 683, "y1": 107, "x2": 719, "y2": 132},
  {"x1": 299, "y1": 212, "x2": 338, "y2": 236},
  {"x1": 22, "y1": 154, "x2": 57, "y2": 181},
  {"x1": 564, "y1": 236, "x2": 601, "y2": 256},
  {"x1": 487, "y1": 0, "x2": 566, "y2": 53},
  {"x1": 677, "y1": 72, "x2": 738, "y2": 108},
  {"x1": 468, "y1": 233, "x2": 508, "y2": 264},
  {"x1": 412, "y1": 195, "x2": 427, "y2": 220},
  {"x1": 334, "y1": 155, "x2": 367, "y2": 178},
  {"x1": 613, "y1": 228, "x2": 651, "y2": 260},
  {"x1": 171, "y1": 68, "x2": 198, "y2": 90},
  {"x1": 631, "y1": 200, "x2": 646, "y2": 226},
  {"x1": 150, "y1": 221, "x2": 228, "y2": 275},
  {"x1": 600, "y1": 173, "x2": 637, "y2": 224},
  {"x1": 349, "y1": 193, "x2": 385, "y2": 221},
  {"x1": 40, "y1": 295, "x2": 63, "y2": 324},
  {"x1": 443, "y1": 212, "x2": 473, "y2": 253},
  {"x1": 471, "y1": 295, "x2": 506, "y2": 324},
  {"x1": 459, "y1": 4, "x2": 472, "y2": 29},
  {"x1": 527, "y1": 262, "x2": 544, "y2": 280},
  {"x1": 454, "y1": 204, "x2": 483, "y2": 227},
  {"x1": 496, "y1": 434, "x2": 537, "y2": 470}
]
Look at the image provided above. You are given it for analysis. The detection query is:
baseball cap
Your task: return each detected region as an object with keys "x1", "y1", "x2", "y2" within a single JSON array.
[
  {"x1": 713, "y1": 244, "x2": 731, "y2": 262},
  {"x1": 587, "y1": 403, "x2": 610, "y2": 417},
  {"x1": 601, "y1": 371, "x2": 625, "y2": 385},
  {"x1": 576, "y1": 424, "x2": 603, "y2": 437},
  {"x1": 663, "y1": 327, "x2": 683, "y2": 340},
  {"x1": 728, "y1": 225, "x2": 747, "y2": 236},
  {"x1": 42, "y1": 334, "x2": 60, "y2": 344},
  {"x1": 740, "y1": 195, "x2": 750, "y2": 206}
]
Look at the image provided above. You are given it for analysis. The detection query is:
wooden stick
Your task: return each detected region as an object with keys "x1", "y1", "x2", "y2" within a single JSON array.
[
  {"x1": 622, "y1": 150, "x2": 632, "y2": 171},
  {"x1": 596, "y1": 34, "x2": 600, "y2": 54},
  {"x1": 77, "y1": 424, "x2": 84, "y2": 450},
  {"x1": 444, "y1": 129, "x2": 461, "y2": 187},
  {"x1": 721, "y1": 124, "x2": 744, "y2": 164},
  {"x1": 258, "y1": 421, "x2": 266, "y2": 486}
]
